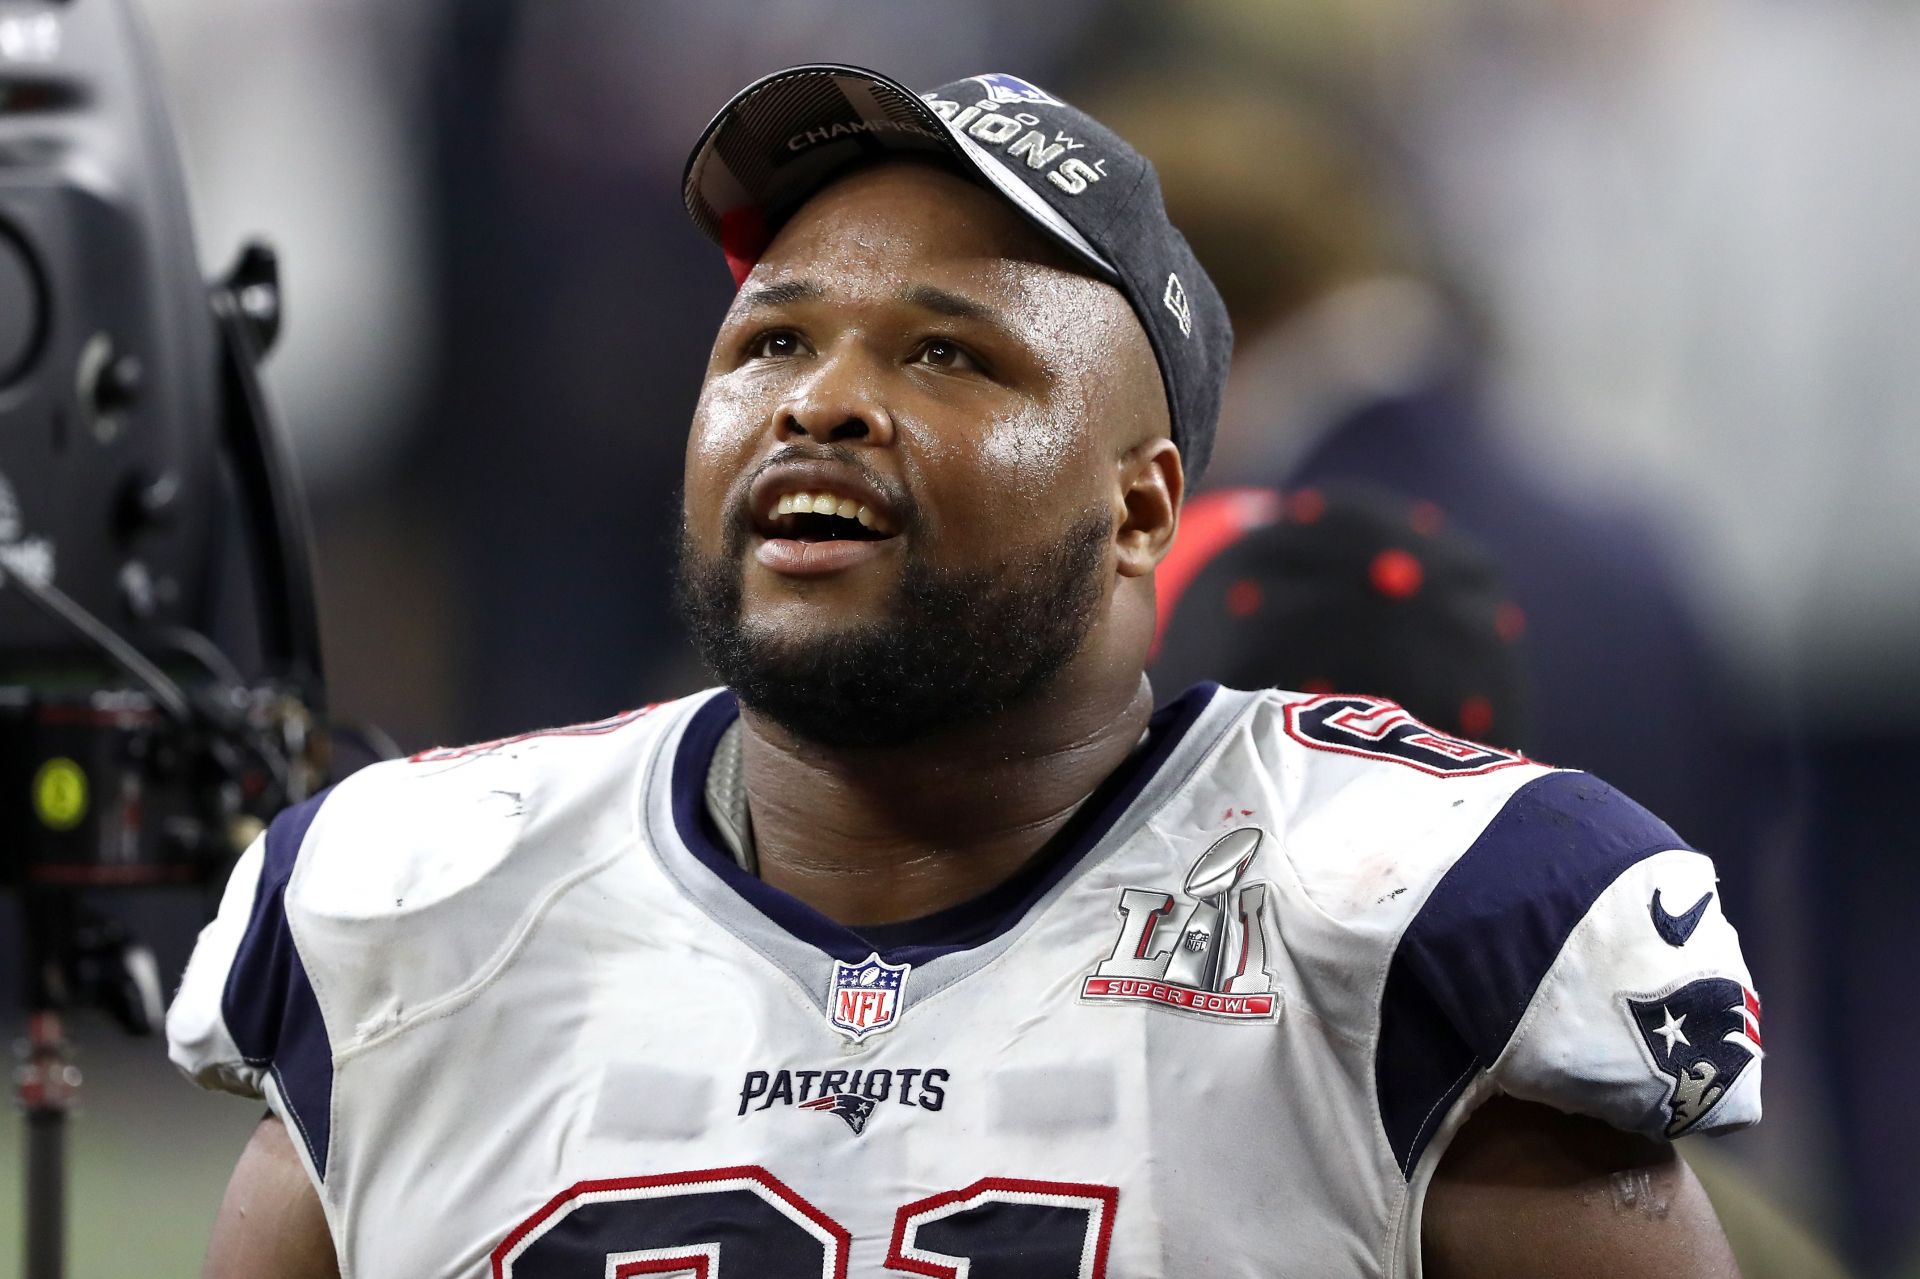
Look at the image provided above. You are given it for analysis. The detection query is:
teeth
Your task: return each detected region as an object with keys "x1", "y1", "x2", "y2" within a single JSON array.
[{"x1": 769, "y1": 490, "x2": 891, "y2": 534}]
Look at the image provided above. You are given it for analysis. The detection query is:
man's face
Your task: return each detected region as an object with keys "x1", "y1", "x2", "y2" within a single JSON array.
[{"x1": 677, "y1": 161, "x2": 1161, "y2": 747}]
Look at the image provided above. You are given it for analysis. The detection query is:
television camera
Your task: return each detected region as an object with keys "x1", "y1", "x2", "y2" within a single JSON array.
[{"x1": 1, "y1": 1, "x2": 348, "y2": 1274}]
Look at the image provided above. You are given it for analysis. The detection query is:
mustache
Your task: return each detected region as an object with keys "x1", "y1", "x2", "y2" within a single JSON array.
[{"x1": 723, "y1": 443, "x2": 918, "y2": 556}]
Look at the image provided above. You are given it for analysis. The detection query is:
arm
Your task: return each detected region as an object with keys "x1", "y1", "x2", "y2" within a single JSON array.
[
  {"x1": 204, "y1": 1114, "x2": 340, "y2": 1279},
  {"x1": 1422, "y1": 1094, "x2": 1739, "y2": 1279},
  {"x1": 168, "y1": 801, "x2": 341, "y2": 1278}
]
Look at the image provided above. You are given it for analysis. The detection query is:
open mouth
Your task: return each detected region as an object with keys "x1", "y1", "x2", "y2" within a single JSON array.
[
  {"x1": 760, "y1": 491, "x2": 896, "y2": 543},
  {"x1": 744, "y1": 467, "x2": 905, "y2": 578}
]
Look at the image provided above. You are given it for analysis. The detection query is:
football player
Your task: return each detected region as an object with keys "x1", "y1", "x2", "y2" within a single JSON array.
[{"x1": 168, "y1": 65, "x2": 1759, "y2": 1277}]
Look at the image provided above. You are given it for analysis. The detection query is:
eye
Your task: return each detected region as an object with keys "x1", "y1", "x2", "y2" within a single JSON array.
[
  {"x1": 747, "y1": 329, "x2": 810, "y2": 360},
  {"x1": 912, "y1": 338, "x2": 983, "y2": 374}
]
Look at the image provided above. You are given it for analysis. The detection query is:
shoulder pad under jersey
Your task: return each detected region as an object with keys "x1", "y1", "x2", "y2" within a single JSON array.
[{"x1": 165, "y1": 700, "x2": 680, "y2": 1179}]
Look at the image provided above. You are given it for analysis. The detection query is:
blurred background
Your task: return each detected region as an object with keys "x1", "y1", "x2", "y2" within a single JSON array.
[{"x1": 3, "y1": 0, "x2": 1918, "y2": 1273}]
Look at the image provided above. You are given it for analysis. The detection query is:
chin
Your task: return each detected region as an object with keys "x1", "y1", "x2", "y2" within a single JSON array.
[
  {"x1": 677, "y1": 509, "x2": 1112, "y2": 748},
  {"x1": 739, "y1": 578, "x2": 893, "y2": 632}
]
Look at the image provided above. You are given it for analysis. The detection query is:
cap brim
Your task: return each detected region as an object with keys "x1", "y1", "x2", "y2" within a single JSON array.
[{"x1": 683, "y1": 63, "x2": 1117, "y2": 285}]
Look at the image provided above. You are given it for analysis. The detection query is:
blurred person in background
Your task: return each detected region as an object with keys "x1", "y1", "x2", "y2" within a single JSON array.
[
  {"x1": 1153, "y1": 485, "x2": 1530, "y2": 750},
  {"x1": 1088, "y1": 62, "x2": 1759, "y2": 892},
  {"x1": 1397, "y1": 6, "x2": 1920, "y2": 1269},
  {"x1": 1152, "y1": 483, "x2": 1849, "y2": 1279},
  {"x1": 1084, "y1": 30, "x2": 1830, "y2": 1261}
]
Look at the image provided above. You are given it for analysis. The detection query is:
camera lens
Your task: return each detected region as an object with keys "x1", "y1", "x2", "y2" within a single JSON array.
[{"x1": 0, "y1": 220, "x2": 46, "y2": 387}]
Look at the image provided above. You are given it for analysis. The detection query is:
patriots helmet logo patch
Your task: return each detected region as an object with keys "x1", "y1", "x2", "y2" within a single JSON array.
[{"x1": 1629, "y1": 977, "x2": 1762, "y2": 1136}]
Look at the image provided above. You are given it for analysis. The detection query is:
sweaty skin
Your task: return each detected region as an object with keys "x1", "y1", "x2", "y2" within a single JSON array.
[
  {"x1": 204, "y1": 1115, "x2": 336, "y2": 1279},
  {"x1": 1423, "y1": 1095, "x2": 1741, "y2": 1278},
  {"x1": 682, "y1": 162, "x2": 1179, "y2": 925},
  {"x1": 199, "y1": 160, "x2": 1741, "y2": 1277}
]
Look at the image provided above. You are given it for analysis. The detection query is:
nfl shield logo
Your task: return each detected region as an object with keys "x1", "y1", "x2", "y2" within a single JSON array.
[{"x1": 827, "y1": 953, "x2": 910, "y2": 1042}]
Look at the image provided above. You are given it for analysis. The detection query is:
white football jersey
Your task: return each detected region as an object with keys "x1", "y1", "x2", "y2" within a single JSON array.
[{"x1": 167, "y1": 684, "x2": 1761, "y2": 1278}]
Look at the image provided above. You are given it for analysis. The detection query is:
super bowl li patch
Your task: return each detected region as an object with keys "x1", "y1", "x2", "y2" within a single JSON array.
[
  {"x1": 1080, "y1": 827, "x2": 1280, "y2": 1022},
  {"x1": 827, "y1": 952, "x2": 910, "y2": 1042}
]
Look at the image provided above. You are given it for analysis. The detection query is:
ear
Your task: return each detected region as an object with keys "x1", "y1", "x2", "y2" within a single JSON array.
[{"x1": 1114, "y1": 437, "x2": 1184, "y2": 579}]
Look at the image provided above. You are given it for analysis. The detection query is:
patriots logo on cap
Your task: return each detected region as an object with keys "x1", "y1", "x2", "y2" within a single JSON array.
[
  {"x1": 968, "y1": 73, "x2": 1061, "y2": 108},
  {"x1": 1628, "y1": 977, "x2": 1762, "y2": 1136}
]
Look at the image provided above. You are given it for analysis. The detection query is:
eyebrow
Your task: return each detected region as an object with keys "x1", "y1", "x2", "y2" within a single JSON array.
[
  {"x1": 733, "y1": 279, "x2": 825, "y2": 313},
  {"x1": 730, "y1": 278, "x2": 1014, "y2": 335},
  {"x1": 900, "y1": 284, "x2": 1006, "y2": 330}
]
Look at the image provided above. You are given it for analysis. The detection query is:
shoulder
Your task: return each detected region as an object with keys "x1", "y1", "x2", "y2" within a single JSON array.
[
  {"x1": 1207, "y1": 688, "x2": 1558, "y2": 913},
  {"x1": 318, "y1": 697, "x2": 693, "y2": 852},
  {"x1": 278, "y1": 696, "x2": 712, "y2": 1025},
  {"x1": 1239, "y1": 686, "x2": 1536, "y2": 785},
  {"x1": 287, "y1": 700, "x2": 682, "y2": 917},
  {"x1": 1368, "y1": 760, "x2": 1754, "y2": 1169},
  {"x1": 165, "y1": 694, "x2": 715, "y2": 1176},
  {"x1": 1204, "y1": 689, "x2": 1760, "y2": 1167},
  {"x1": 1215, "y1": 687, "x2": 1682, "y2": 919}
]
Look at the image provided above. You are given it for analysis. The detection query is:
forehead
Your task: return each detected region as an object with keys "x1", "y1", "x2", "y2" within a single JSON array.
[{"x1": 743, "y1": 160, "x2": 1098, "y2": 310}]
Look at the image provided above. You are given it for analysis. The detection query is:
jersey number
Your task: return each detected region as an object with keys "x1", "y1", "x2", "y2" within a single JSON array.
[
  {"x1": 1282, "y1": 693, "x2": 1524, "y2": 776},
  {"x1": 492, "y1": 1166, "x2": 1117, "y2": 1278}
]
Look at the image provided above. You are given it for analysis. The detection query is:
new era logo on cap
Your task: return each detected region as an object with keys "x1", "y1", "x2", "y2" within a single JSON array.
[{"x1": 1164, "y1": 272, "x2": 1192, "y2": 338}]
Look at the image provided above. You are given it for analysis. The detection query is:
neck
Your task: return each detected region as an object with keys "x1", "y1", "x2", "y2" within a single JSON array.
[{"x1": 738, "y1": 670, "x2": 1156, "y2": 927}]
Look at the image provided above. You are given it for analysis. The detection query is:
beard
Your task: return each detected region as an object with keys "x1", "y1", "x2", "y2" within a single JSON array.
[{"x1": 674, "y1": 508, "x2": 1111, "y2": 750}]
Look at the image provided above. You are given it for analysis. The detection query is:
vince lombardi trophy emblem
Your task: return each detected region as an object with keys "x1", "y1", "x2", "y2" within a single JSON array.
[
  {"x1": 1081, "y1": 826, "x2": 1277, "y2": 1020},
  {"x1": 1160, "y1": 827, "x2": 1260, "y2": 991}
]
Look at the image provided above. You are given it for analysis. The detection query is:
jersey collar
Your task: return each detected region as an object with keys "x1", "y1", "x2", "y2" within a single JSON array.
[{"x1": 664, "y1": 683, "x2": 1220, "y2": 968}]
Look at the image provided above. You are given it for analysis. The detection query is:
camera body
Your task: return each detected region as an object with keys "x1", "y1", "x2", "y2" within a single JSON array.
[
  {"x1": 0, "y1": 0, "x2": 324, "y2": 893},
  {"x1": 2, "y1": 7, "x2": 332, "y2": 1274},
  {"x1": 0, "y1": 0, "x2": 221, "y2": 670}
]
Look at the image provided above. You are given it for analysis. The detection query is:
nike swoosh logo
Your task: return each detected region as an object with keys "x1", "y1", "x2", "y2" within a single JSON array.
[{"x1": 1650, "y1": 889, "x2": 1713, "y2": 947}]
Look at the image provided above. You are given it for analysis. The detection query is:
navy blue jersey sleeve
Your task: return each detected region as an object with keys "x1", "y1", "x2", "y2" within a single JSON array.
[
  {"x1": 1375, "y1": 772, "x2": 1761, "y2": 1178},
  {"x1": 167, "y1": 789, "x2": 338, "y2": 1180}
]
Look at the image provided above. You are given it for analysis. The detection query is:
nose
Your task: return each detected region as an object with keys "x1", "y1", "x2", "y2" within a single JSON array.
[{"x1": 771, "y1": 348, "x2": 896, "y2": 447}]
